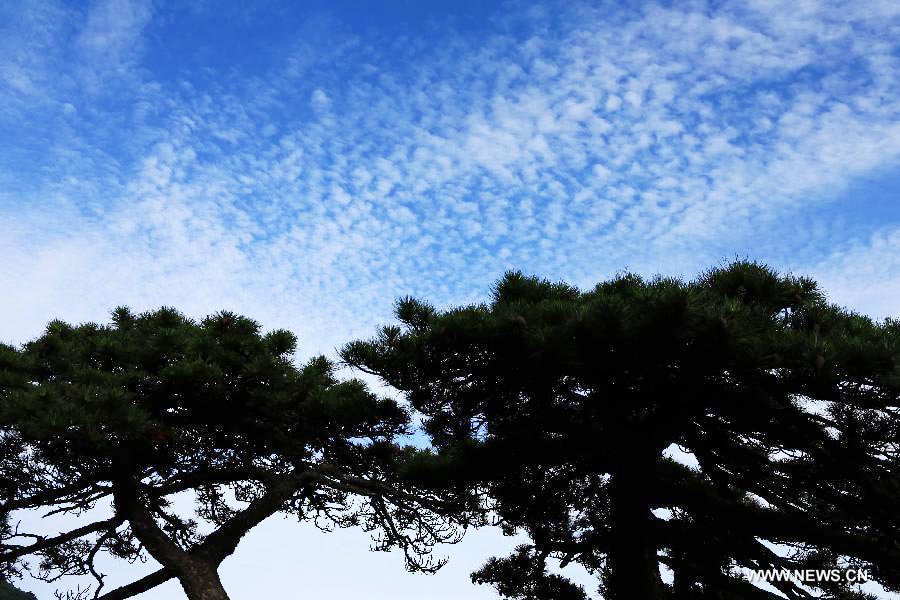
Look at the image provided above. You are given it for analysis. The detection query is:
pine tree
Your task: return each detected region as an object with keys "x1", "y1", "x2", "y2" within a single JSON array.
[
  {"x1": 1, "y1": 308, "x2": 460, "y2": 600},
  {"x1": 0, "y1": 580, "x2": 37, "y2": 600},
  {"x1": 342, "y1": 261, "x2": 900, "y2": 600}
]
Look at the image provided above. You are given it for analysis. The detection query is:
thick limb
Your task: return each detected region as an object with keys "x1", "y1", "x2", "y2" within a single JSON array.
[
  {"x1": 113, "y1": 473, "x2": 230, "y2": 600},
  {"x1": 106, "y1": 471, "x2": 316, "y2": 600}
]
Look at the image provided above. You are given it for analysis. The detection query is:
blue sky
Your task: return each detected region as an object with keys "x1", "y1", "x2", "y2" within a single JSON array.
[{"x1": 2, "y1": 0, "x2": 900, "y2": 598}]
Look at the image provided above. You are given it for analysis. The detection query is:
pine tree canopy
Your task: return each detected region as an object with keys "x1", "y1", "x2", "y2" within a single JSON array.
[
  {"x1": 0, "y1": 308, "x2": 461, "y2": 600},
  {"x1": 0, "y1": 579, "x2": 36, "y2": 600},
  {"x1": 342, "y1": 261, "x2": 900, "y2": 600}
]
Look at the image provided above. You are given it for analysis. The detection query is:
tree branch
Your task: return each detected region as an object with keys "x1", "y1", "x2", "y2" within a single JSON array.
[
  {"x1": 96, "y1": 568, "x2": 171, "y2": 600},
  {"x1": 0, "y1": 518, "x2": 121, "y2": 562}
]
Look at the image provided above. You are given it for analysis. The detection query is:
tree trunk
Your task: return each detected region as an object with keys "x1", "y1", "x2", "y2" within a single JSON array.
[
  {"x1": 176, "y1": 562, "x2": 230, "y2": 600},
  {"x1": 607, "y1": 468, "x2": 666, "y2": 600},
  {"x1": 112, "y1": 469, "x2": 232, "y2": 600},
  {"x1": 672, "y1": 563, "x2": 694, "y2": 599}
]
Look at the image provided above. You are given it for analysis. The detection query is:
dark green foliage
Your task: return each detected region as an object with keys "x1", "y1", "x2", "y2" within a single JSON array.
[
  {"x1": 343, "y1": 261, "x2": 900, "y2": 600},
  {"x1": 0, "y1": 580, "x2": 36, "y2": 600},
  {"x1": 1, "y1": 308, "x2": 458, "y2": 600},
  {"x1": 472, "y1": 545, "x2": 588, "y2": 600}
]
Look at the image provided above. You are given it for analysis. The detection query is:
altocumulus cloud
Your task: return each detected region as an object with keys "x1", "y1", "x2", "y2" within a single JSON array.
[
  {"x1": 2, "y1": 0, "x2": 900, "y2": 352},
  {"x1": 1, "y1": 1, "x2": 899, "y2": 594}
]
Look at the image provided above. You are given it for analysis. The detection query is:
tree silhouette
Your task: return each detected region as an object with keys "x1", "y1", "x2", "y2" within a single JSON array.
[
  {"x1": 0, "y1": 576, "x2": 36, "y2": 600},
  {"x1": 343, "y1": 262, "x2": 900, "y2": 600},
  {"x1": 1, "y1": 308, "x2": 460, "y2": 600}
]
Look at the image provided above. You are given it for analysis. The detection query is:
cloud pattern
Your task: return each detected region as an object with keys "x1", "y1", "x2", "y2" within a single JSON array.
[{"x1": 3, "y1": 1, "x2": 900, "y2": 354}]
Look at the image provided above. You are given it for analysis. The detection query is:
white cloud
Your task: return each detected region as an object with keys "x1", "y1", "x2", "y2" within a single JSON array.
[
  {"x1": 310, "y1": 88, "x2": 330, "y2": 110},
  {"x1": 808, "y1": 226, "x2": 900, "y2": 319},
  {"x1": 76, "y1": 0, "x2": 154, "y2": 77}
]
